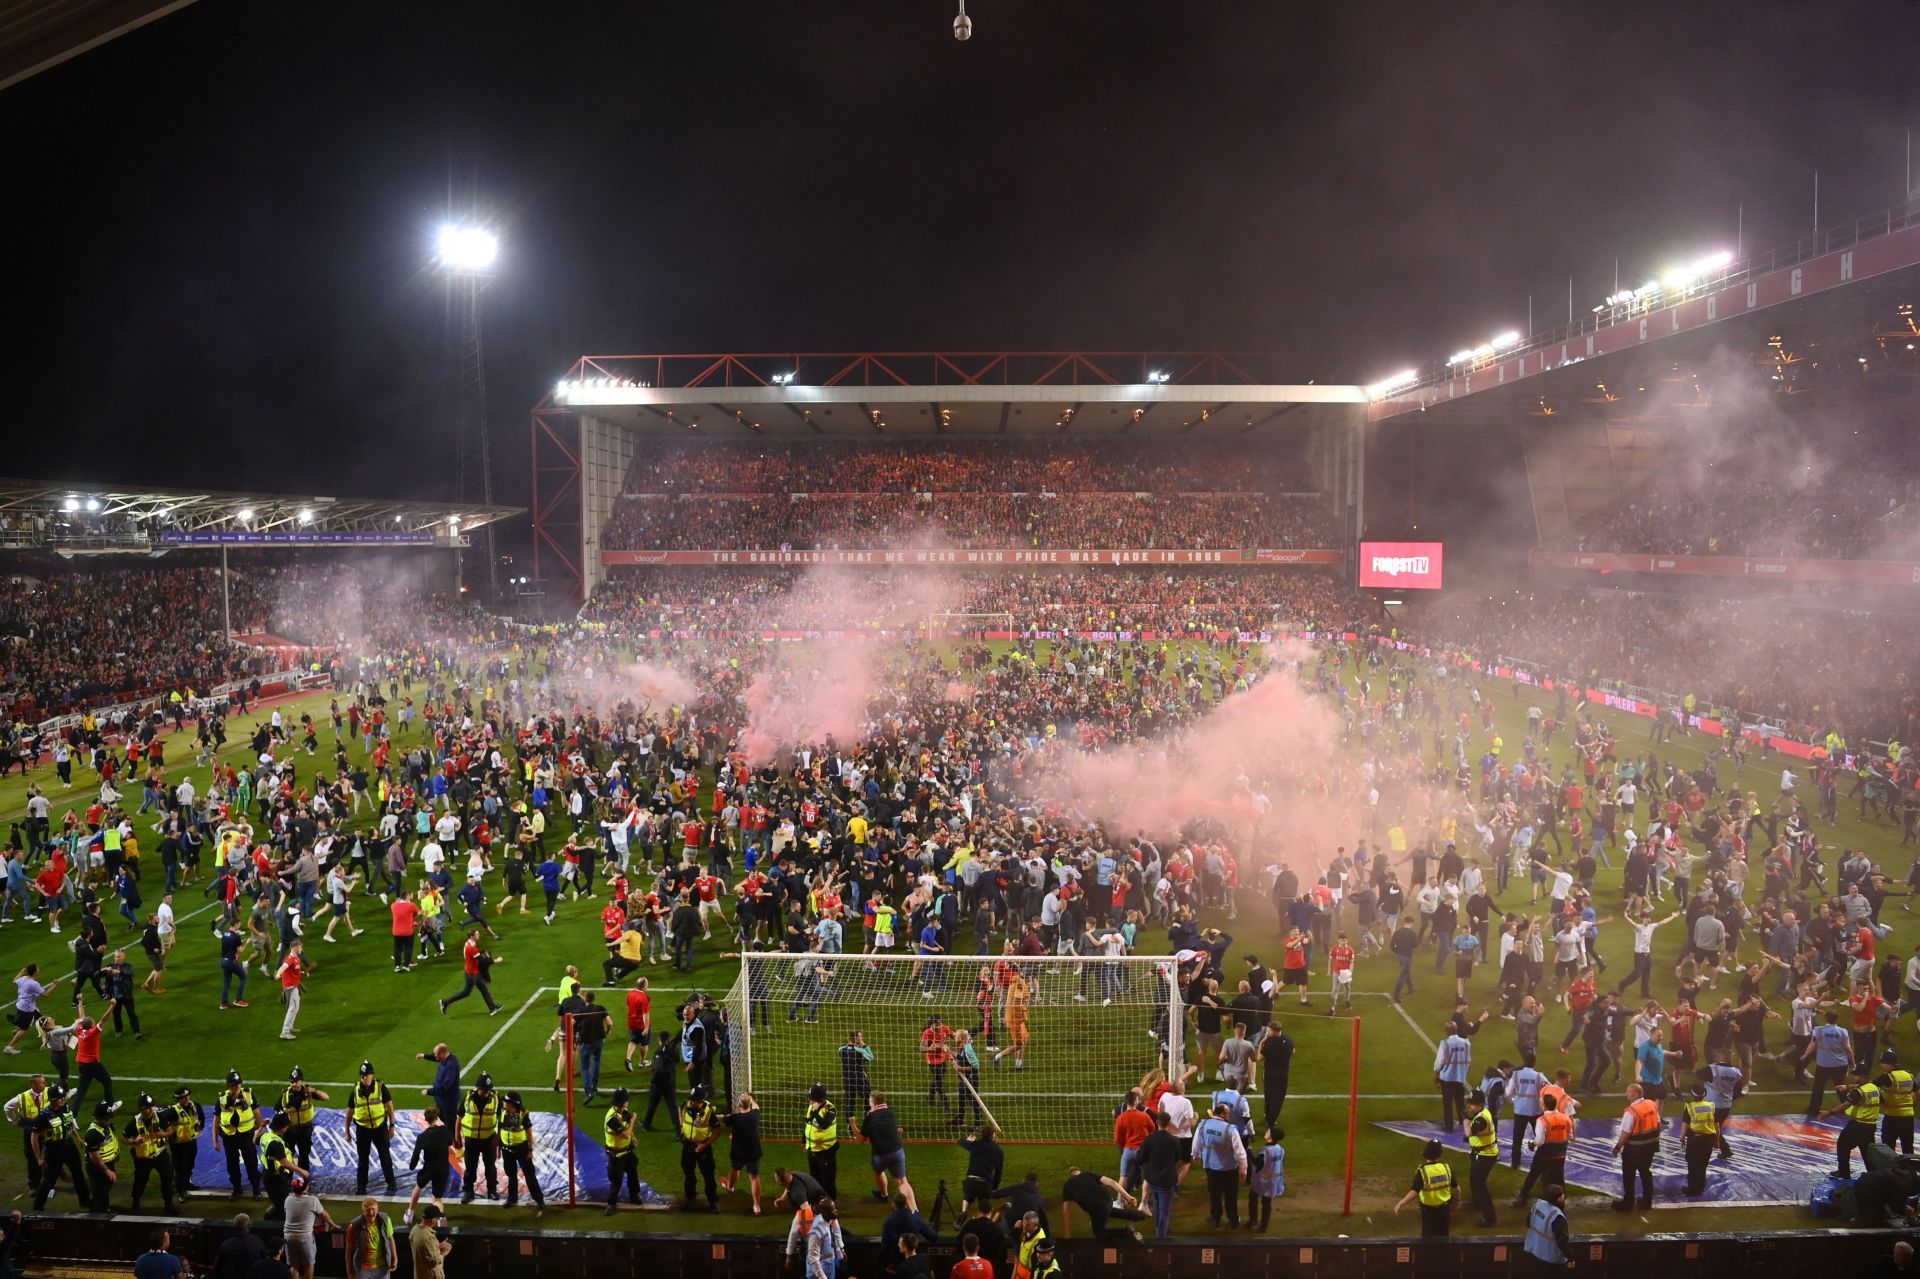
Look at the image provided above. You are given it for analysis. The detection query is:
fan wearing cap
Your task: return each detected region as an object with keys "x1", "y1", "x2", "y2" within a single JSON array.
[
  {"x1": 278, "y1": 1067, "x2": 331, "y2": 1171},
  {"x1": 124, "y1": 1092, "x2": 178, "y2": 1214},
  {"x1": 30, "y1": 1084, "x2": 85, "y2": 1210},
  {"x1": 82, "y1": 1098, "x2": 122, "y2": 1212},
  {"x1": 602, "y1": 1087, "x2": 640, "y2": 1214},
  {"x1": 497, "y1": 1092, "x2": 545, "y2": 1212},
  {"x1": 348, "y1": 1060, "x2": 398, "y2": 1197},
  {"x1": 454, "y1": 1072, "x2": 500, "y2": 1204},
  {"x1": 282, "y1": 1171, "x2": 340, "y2": 1279},
  {"x1": 167, "y1": 1086, "x2": 203, "y2": 1195},
  {"x1": 213, "y1": 1069, "x2": 264, "y2": 1201}
]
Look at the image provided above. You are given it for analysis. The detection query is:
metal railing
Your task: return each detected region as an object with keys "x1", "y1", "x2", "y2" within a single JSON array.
[{"x1": 1399, "y1": 197, "x2": 1920, "y2": 395}]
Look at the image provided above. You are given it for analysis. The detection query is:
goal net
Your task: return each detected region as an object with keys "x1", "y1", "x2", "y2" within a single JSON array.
[
  {"x1": 725, "y1": 952, "x2": 1184, "y2": 1144},
  {"x1": 926, "y1": 611, "x2": 1014, "y2": 642}
]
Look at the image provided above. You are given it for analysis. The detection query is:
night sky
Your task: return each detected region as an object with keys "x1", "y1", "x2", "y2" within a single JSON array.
[{"x1": 4, "y1": 0, "x2": 1917, "y2": 522}]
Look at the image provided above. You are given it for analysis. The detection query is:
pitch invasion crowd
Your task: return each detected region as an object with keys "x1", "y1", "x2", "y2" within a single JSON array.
[
  {"x1": 4, "y1": 581, "x2": 1920, "y2": 1240},
  {"x1": 583, "y1": 569, "x2": 1366, "y2": 638},
  {"x1": 1545, "y1": 440, "x2": 1919, "y2": 562},
  {"x1": 1418, "y1": 587, "x2": 1920, "y2": 745}
]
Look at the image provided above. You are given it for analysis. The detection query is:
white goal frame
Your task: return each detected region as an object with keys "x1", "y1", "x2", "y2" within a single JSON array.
[
  {"x1": 926, "y1": 611, "x2": 1015, "y2": 642},
  {"x1": 725, "y1": 952, "x2": 1186, "y2": 1144}
]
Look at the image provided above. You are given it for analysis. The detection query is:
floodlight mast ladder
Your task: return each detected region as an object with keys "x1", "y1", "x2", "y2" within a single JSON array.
[{"x1": 452, "y1": 268, "x2": 497, "y2": 600}]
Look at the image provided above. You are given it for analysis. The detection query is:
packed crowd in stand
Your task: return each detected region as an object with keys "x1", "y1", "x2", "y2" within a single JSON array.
[
  {"x1": 1415, "y1": 587, "x2": 1920, "y2": 745},
  {"x1": 583, "y1": 568, "x2": 1369, "y2": 637},
  {"x1": 622, "y1": 441, "x2": 1300, "y2": 495},
  {"x1": 602, "y1": 493, "x2": 1339, "y2": 552},
  {"x1": 0, "y1": 570, "x2": 275, "y2": 722},
  {"x1": 603, "y1": 442, "x2": 1340, "y2": 552}
]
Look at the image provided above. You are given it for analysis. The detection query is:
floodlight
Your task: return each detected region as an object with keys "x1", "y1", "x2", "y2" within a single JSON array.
[
  {"x1": 237, "y1": 508, "x2": 254, "y2": 522},
  {"x1": 437, "y1": 224, "x2": 499, "y2": 272},
  {"x1": 62, "y1": 497, "x2": 78, "y2": 512}
]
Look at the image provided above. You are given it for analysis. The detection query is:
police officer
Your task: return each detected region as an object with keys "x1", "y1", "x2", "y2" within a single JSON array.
[
  {"x1": 169, "y1": 1086, "x2": 203, "y2": 1194},
  {"x1": 5, "y1": 1074, "x2": 52, "y2": 1187},
  {"x1": 1464, "y1": 1087, "x2": 1499, "y2": 1225},
  {"x1": 349, "y1": 1059, "x2": 398, "y2": 1196},
  {"x1": 125, "y1": 1093, "x2": 178, "y2": 1213},
  {"x1": 214, "y1": 1069, "x2": 264, "y2": 1200},
  {"x1": 1875, "y1": 1049, "x2": 1916, "y2": 1155},
  {"x1": 1521, "y1": 1183, "x2": 1573, "y2": 1273},
  {"x1": 456, "y1": 1071, "x2": 500, "y2": 1204},
  {"x1": 498, "y1": 1092, "x2": 545, "y2": 1213},
  {"x1": 1824, "y1": 1073, "x2": 1881, "y2": 1179},
  {"x1": 804, "y1": 1081, "x2": 840, "y2": 1200},
  {"x1": 1394, "y1": 1137, "x2": 1455, "y2": 1237},
  {"x1": 82, "y1": 1099, "x2": 121, "y2": 1212},
  {"x1": 679, "y1": 1082, "x2": 720, "y2": 1212},
  {"x1": 278, "y1": 1066, "x2": 329, "y2": 1170},
  {"x1": 261, "y1": 1112, "x2": 299, "y2": 1221},
  {"x1": 604, "y1": 1087, "x2": 639, "y2": 1214},
  {"x1": 32, "y1": 1086, "x2": 86, "y2": 1210},
  {"x1": 1681, "y1": 1081, "x2": 1717, "y2": 1196}
]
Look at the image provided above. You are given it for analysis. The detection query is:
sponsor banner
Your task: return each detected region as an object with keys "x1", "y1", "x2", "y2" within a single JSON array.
[
  {"x1": 191, "y1": 1107, "x2": 666, "y2": 1205},
  {"x1": 162, "y1": 532, "x2": 439, "y2": 546},
  {"x1": 1378, "y1": 1114, "x2": 1846, "y2": 1207},
  {"x1": 605, "y1": 548, "x2": 1334, "y2": 567},
  {"x1": 1358, "y1": 542, "x2": 1445, "y2": 589},
  {"x1": 1531, "y1": 548, "x2": 1920, "y2": 587}
]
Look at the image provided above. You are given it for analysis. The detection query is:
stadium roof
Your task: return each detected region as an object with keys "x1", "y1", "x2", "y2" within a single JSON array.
[
  {"x1": 0, "y1": 477, "x2": 518, "y2": 549},
  {"x1": 0, "y1": 0, "x2": 198, "y2": 92},
  {"x1": 537, "y1": 352, "x2": 1366, "y2": 439}
]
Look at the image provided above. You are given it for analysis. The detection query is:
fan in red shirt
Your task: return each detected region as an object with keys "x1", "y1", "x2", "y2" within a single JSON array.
[
  {"x1": 390, "y1": 896, "x2": 420, "y2": 971},
  {"x1": 624, "y1": 982, "x2": 652, "y2": 1070}
]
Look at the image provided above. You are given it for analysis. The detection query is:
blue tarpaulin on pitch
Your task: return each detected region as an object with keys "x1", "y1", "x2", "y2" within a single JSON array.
[
  {"x1": 189, "y1": 1107, "x2": 669, "y2": 1206},
  {"x1": 1377, "y1": 1113, "x2": 1848, "y2": 1207}
]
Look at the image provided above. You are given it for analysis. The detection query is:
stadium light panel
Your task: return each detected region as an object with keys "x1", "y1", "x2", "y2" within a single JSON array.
[
  {"x1": 297, "y1": 508, "x2": 313, "y2": 524},
  {"x1": 1491, "y1": 331, "x2": 1521, "y2": 349},
  {"x1": 61, "y1": 497, "x2": 78, "y2": 512},
  {"x1": 236, "y1": 508, "x2": 253, "y2": 522},
  {"x1": 1366, "y1": 369, "x2": 1418, "y2": 398},
  {"x1": 437, "y1": 223, "x2": 499, "y2": 272},
  {"x1": 84, "y1": 498, "x2": 100, "y2": 511},
  {"x1": 1447, "y1": 350, "x2": 1476, "y2": 365}
]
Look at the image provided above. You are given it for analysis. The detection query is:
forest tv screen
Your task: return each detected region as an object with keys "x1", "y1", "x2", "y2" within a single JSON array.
[{"x1": 1358, "y1": 542, "x2": 1444, "y2": 589}]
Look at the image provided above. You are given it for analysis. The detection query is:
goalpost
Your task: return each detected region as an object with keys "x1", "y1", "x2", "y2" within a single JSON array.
[
  {"x1": 725, "y1": 953, "x2": 1185, "y2": 1144},
  {"x1": 926, "y1": 611, "x2": 1015, "y2": 642}
]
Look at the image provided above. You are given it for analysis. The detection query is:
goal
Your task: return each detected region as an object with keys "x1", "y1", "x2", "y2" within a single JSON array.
[
  {"x1": 926, "y1": 611, "x2": 1015, "y2": 642},
  {"x1": 724, "y1": 952, "x2": 1185, "y2": 1144}
]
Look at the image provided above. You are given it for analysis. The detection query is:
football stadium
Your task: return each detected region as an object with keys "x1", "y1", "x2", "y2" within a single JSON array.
[{"x1": 9, "y1": 4, "x2": 1920, "y2": 1279}]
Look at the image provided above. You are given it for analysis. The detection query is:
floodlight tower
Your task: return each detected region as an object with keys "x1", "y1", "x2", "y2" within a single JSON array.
[{"x1": 438, "y1": 222, "x2": 499, "y2": 599}]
